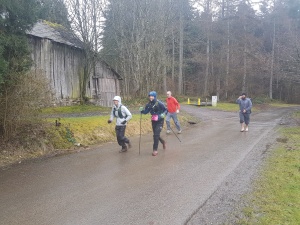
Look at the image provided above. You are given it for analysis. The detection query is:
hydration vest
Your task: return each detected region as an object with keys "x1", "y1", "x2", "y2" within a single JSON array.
[{"x1": 113, "y1": 105, "x2": 127, "y2": 119}]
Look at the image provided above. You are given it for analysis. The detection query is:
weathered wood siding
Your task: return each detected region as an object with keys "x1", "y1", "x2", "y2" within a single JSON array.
[
  {"x1": 88, "y1": 62, "x2": 120, "y2": 107},
  {"x1": 28, "y1": 36, "x2": 120, "y2": 107},
  {"x1": 29, "y1": 37, "x2": 83, "y2": 102}
]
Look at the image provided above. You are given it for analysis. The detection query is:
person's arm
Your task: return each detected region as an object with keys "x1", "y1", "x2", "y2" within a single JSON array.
[
  {"x1": 166, "y1": 98, "x2": 169, "y2": 113},
  {"x1": 246, "y1": 99, "x2": 252, "y2": 111},
  {"x1": 140, "y1": 103, "x2": 150, "y2": 114},
  {"x1": 108, "y1": 107, "x2": 114, "y2": 123},
  {"x1": 123, "y1": 106, "x2": 132, "y2": 121},
  {"x1": 159, "y1": 101, "x2": 167, "y2": 114},
  {"x1": 174, "y1": 97, "x2": 180, "y2": 112},
  {"x1": 236, "y1": 97, "x2": 242, "y2": 104}
]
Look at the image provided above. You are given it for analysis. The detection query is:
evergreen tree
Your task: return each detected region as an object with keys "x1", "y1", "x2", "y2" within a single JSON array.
[
  {"x1": 0, "y1": 0, "x2": 40, "y2": 85},
  {"x1": 38, "y1": 0, "x2": 70, "y2": 28}
]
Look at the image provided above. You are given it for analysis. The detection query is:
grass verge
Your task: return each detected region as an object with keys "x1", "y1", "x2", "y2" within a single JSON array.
[
  {"x1": 0, "y1": 112, "x2": 192, "y2": 167},
  {"x1": 48, "y1": 112, "x2": 192, "y2": 146},
  {"x1": 41, "y1": 104, "x2": 110, "y2": 115},
  {"x1": 238, "y1": 119, "x2": 300, "y2": 224}
]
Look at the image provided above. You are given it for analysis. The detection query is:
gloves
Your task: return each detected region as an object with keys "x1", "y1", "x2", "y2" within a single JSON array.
[
  {"x1": 160, "y1": 113, "x2": 165, "y2": 119},
  {"x1": 139, "y1": 106, "x2": 144, "y2": 112},
  {"x1": 176, "y1": 110, "x2": 179, "y2": 113},
  {"x1": 107, "y1": 120, "x2": 112, "y2": 124},
  {"x1": 121, "y1": 120, "x2": 127, "y2": 125}
]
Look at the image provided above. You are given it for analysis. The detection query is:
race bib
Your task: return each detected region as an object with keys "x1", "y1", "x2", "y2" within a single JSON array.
[{"x1": 151, "y1": 114, "x2": 158, "y2": 121}]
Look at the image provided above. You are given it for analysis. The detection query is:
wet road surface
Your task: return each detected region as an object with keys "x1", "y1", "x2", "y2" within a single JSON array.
[{"x1": 0, "y1": 105, "x2": 298, "y2": 225}]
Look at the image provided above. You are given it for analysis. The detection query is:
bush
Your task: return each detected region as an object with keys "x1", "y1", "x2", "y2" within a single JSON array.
[{"x1": 0, "y1": 71, "x2": 52, "y2": 140}]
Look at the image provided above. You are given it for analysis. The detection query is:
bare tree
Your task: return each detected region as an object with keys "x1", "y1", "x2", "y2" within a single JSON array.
[
  {"x1": 64, "y1": 0, "x2": 106, "y2": 101},
  {"x1": 178, "y1": 1, "x2": 184, "y2": 95}
]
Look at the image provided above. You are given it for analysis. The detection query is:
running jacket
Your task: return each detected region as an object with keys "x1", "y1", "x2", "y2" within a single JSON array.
[{"x1": 166, "y1": 96, "x2": 180, "y2": 113}]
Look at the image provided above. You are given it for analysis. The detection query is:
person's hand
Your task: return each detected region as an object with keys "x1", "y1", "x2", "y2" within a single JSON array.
[
  {"x1": 176, "y1": 109, "x2": 179, "y2": 113},
  {"x1": 107, "y1": 120, "x2": 112, "y2": 124},
  {"x1": 239, "y1": 96, "x2": 243, "y2": 99},
  {"x1": 121, "y1": 120, "x2": 127, "y2": 125},
  {"x1": 160, "y1": 113, "x2": 165, "y2": 119},
  {"x1": 139, "y1": 106, "x2": 144, "y2": 112},
  {"x1": 243, "y1": 109, "x2": 246, "y2": 113}
]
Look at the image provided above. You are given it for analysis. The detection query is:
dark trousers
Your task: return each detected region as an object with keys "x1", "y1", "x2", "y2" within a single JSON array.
[
  {"x1": 115, "y1": 126, "x2": 129, "y2": 149},
  {"x1": 152, "y1": 119, "x2": 165, "y2": 151}
]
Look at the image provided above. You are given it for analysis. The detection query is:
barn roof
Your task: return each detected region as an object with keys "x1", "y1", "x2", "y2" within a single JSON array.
[{"x1": 26, "y1": 20, "x2": 84, "y2": 49}]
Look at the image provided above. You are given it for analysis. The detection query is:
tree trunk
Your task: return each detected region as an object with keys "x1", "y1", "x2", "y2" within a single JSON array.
[
  {"x1": 217, "y1": 51, "x2": 222, "y2": 100},
  {"x1": 204, "y1": 0, "x2": 211, "y2": 96},
  {"x1": 178, "y1": 7, "x2": 183, "y2": 95},
  {"x1": 270, "y1": 17, "x2": 276, "y2": 99},
  {"x1": 242, "y1": 25, "x2": 247, "y2": 93},
  {"x1": 225, "y1": 0, "x2": 230, "y2": 99},
  {"x1": 172, "y1": 28, "x2": 175, "y2": 83},
  {"x1": 204, "y1": 35, "x2": 210, "y2": 96}
]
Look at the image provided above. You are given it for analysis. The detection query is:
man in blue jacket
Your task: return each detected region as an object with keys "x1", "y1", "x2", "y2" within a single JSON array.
[
  {"x1": 140, "y1": 91, "x2": 167, "y2": 156},
  {"x1": 236, "y1": 93, "x2": 252, "y2": 132}
]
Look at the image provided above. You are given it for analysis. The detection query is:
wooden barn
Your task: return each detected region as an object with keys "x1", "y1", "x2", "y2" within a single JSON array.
[{"x1": 26, "y1": 20, "x2": 122, "y2": 107}]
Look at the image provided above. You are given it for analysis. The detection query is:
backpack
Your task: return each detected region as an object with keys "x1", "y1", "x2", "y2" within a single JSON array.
[
  {"x1": 113, "y1": 105, "x2": 127, "y2": 119},
  {"x1": 151, "y1": 100, "x2": 164, "y2": 112}
]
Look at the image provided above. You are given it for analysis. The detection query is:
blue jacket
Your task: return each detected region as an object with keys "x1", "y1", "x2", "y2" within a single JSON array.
[
  {"x1": 141, "y1": 99, "x2": 167, "y2": 120},
  {"x1": 236, "y1": 98, "x2": 252, "y2": 114}
]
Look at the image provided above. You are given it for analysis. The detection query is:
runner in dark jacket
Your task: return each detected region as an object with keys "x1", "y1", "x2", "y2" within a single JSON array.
[{"x1": 139, "y1": 91, "x2": 167, "y2": 156}]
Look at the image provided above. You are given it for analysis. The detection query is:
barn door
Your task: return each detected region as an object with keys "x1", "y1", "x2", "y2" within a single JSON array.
[{"x1": 98, "y1": 78, "x2": 117, "y2": 107}]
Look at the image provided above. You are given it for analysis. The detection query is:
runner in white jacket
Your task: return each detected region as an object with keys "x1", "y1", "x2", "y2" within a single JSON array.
[{"x1": 108, "y1": 96, "x2": 132, "y2": 152}]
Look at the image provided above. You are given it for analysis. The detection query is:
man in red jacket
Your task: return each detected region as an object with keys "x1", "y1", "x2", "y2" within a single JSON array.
[{"x1": 166, "y1": 91, "x2": 182, "y2": 134}]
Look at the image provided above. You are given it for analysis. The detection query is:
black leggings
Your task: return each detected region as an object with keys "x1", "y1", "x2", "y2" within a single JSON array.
[
  {"x1": 152, "y1": 119, "x2": 165, "y2": 151},
  {"x1": 115, "y1": 126, "x2": 129, "y2": 149}
]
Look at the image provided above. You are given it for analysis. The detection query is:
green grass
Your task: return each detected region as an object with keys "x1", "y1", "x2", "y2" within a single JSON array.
[
  {"x1": 47, "y1": 114, "x2": 152, "y2": 146},
  {"x1": 238, "y1": 125, "x2": 300, "y2": 225},
  {"x1": 200, "y1": 102, "x2": 259, "y2": 112},
  {"x1": 46, "y1": 113, "x2": 191, "y2": 147},
  {"x1": 41, "y1": 104, "x2": 110, "y2": 114},
  {"x1": 270, "y1": 102, "x2": 300, "y2": 108},
  {"x1": 211, "y1": 102, "x2": 240, "y2": 112},
  {"x1": 294, "y1": 111, "x2": 300, "y2": 118}
]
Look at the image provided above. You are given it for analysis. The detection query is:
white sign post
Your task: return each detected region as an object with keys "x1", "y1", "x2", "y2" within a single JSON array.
[{"x1": 212, "y1": 96, "x2": 217, "y2": 107}]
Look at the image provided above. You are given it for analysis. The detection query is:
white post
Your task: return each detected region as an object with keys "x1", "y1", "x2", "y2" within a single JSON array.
[{"x1": 212, "y1": 96, "x2": 217, "y2": 107}]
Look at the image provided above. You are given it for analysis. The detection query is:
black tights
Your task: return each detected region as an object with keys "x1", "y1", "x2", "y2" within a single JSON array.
[{"x1": 152, "y1": 119, "x2": 165, "y2": 150}]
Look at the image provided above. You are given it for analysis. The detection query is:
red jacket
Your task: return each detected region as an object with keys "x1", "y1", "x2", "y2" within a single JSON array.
[{"x1": 166, "y1": 96, "x2": 180, "y2": 113}]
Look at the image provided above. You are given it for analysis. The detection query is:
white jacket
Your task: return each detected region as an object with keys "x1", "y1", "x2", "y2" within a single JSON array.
[{"x1": 109, "y1": 96, "x2": 132, "y2": 126}]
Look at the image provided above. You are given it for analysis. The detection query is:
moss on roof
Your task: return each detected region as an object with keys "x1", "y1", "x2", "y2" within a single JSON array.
[{"x1": 27, "y1": 20, "x2": 83, "y2": 49}]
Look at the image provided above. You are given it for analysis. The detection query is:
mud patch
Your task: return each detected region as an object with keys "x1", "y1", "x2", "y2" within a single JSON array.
[{"x1": 276, "y1": 137, "x2": 288, "y2": 143}]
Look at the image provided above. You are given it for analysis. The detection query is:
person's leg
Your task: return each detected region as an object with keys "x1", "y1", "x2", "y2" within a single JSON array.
[
  {"x1": 120, "y1": 126, "x2": 131, "y2": 146},
  {"x1": 165, "y1": 112, "x2": 171, "y2": 133},
  {"x1": 115, "y1": 126, "x2": 122, "y2": 146},
  {"x1": 152, "y1": 120, "x2": 165, "y2": 155},
  {"x1": 116, "y1": 126, "x2": 127, "y2": 151},
  {"x1": 171, "y1": 113, "x2": 181, "y2": 132},
  {"x1": 158, "y1": 119, "x2": 166, "y2": 149},
  {"x1": 244, "y1": 114, "x2": 250, "y2": 131},
  {"x1": 152, "y1": 121, "x2": 159, "y2": 150},
  {"x1": 119, "y1": 126, "x2": 131, "y2": 147},
  {"x1": 239, "y1": 112, "x2": 245, "y2": 132}
]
